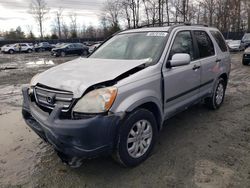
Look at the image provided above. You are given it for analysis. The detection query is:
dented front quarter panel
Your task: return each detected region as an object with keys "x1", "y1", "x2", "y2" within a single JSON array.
[{"x1": 111, "y1": 64, "x2": 163, "y2": 117}]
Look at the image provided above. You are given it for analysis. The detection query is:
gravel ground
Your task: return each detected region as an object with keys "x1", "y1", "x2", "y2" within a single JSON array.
[{"x1": 0, "y1": 52, "x2": 249, "y2": 188}]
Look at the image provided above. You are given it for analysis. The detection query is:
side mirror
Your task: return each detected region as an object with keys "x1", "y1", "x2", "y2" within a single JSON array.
[{"x1": 169, "y1": 53, "x2": 191, "y2": 67}]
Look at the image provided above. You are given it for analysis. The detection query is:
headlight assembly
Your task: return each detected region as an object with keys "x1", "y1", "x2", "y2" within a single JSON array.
[
  {"x1": 30, "y1": 73, "x2": 40, "y2": 86},
  {"x1": 73, "y1": 87, "x2": 117, "y2": 113}
]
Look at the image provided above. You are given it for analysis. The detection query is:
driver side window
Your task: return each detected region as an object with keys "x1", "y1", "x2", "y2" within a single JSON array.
[{"x1": 169, "y1": 31, "x2": 194, "y2": 60}]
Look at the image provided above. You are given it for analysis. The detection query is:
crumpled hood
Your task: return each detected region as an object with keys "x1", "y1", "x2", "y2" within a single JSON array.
[{"x1": 32, "y1": 57, "x2": 148, "y2": 98}]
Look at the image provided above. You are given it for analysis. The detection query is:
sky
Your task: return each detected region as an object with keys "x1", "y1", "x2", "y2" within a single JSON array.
[{"x1": 0, "y1": 0, "x2": 105, "y2": 36}]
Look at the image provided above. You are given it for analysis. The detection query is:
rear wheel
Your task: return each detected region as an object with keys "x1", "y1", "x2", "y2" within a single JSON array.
[
  {"x1": 242, "y1": 60, "x2": 249, "y2": 65},
  {"x1": 82, "y1": 50, "x2": 88, "y2": 56},
  {"x1": 205, "y1": 78, "x2": 226, "y2": 110},
  {"x1": 113, "y1": 109, "x2": 157, "y2": 167}
]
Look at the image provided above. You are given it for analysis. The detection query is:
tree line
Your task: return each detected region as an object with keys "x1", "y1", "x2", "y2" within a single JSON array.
[
  {"x1": 102, "y1": 0, "x2": 250, "y2": 33},
  {"x1": 1, "y1": 0, "x2": 250, "y2": 40}
]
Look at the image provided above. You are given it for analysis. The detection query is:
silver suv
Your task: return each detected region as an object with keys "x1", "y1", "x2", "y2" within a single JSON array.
[{"x1": 22, "y1": 24, "x2": 231, "y2": 167}]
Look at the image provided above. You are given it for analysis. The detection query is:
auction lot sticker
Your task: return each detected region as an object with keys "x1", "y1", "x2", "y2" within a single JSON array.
[{"x1": 146, "y1": 32, "x2": 168, "y2": 37}]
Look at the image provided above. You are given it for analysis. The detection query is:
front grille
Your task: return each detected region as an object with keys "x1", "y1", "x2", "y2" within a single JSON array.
[
  {"x1": 244, "y1": 54, "x2": 250, "y2": 58},
  {"x1": 34, "y1": 85, "x2": 74, "y2": 112}
]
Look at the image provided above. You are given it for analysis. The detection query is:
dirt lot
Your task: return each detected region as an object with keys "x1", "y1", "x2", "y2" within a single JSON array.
[{"x1": 0, "y1": 52, "x2": 249, "y2": 188}]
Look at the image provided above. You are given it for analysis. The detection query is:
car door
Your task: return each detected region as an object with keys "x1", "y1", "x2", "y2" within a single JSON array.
[
  {"x1": 193, "y1": 30, "x2": 217, "y2": 98},
  {"x1": 162, "y1": 30, "x2": 201, "y2": 118},
  {"x1": 67, "y1": 44, "x2": 74, "y2": 54},
  {"x1": 21, "y1": 44, "x2": 28, "y2": 51},
  {"x1": 73, "y1": 44, "x2": 80, "y2": 54}
]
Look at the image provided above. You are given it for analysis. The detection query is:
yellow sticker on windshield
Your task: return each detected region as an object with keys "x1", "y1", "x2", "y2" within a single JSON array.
[{"x1": 146, "y1": 32, "x2": 168, "y2": 37}]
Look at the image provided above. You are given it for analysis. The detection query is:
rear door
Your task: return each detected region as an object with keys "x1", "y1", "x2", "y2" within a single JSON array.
[
  {"x1": 20, "y1": 44, "x2": 28, "y2": 51},
  {"x1": 192, "y1": 30, "x2": 217, "y2": 98},
  {"x1": 162, "y1": 30, "x2": 201, "y2": 118}
]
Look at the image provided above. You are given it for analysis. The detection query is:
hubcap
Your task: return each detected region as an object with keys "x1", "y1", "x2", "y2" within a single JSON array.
[
  {"x1": 127, "y1": 120, "x2": 153, "y2": 158},
  {"x1": 215, "y1": 83, "x2": 224, "y2": 105}
]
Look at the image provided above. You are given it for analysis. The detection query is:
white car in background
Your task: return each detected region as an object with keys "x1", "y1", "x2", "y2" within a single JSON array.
[
  {"x1": 227, "y1": 40, "x2": 245, "y2": 52},
  {"x1": 1, "y1": 43, "x2": 33, "y2": 54}
]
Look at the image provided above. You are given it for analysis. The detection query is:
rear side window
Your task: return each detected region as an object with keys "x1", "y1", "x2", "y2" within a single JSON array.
[
  {"x1": 194, "y1": 31, "x2": 215, "y2": 58},
  {"x1": 210, "y1": 30, "x2": 228, "y2": 52}
]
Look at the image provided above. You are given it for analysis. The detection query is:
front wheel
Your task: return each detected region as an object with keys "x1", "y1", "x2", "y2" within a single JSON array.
[
  {"x1": 9, "y1": 49, "x2": 14, "y2": 54},
  {"x1": 205, "y1": 78, "x2": 226, "y2": 110},
  {"x1": 60, "y1": 51, "x2": 66, "y2": 57},
  {"x1": 82, "y1": 50, "x2": 88, "y2": 56},
  {"x1": 113, "y1": 109, "x2": 157, "y2": 167}
]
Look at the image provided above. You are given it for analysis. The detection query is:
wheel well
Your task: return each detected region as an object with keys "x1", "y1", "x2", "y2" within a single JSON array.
[
  {"x1": 136, "y1": 102, "x2": 162, "y2": 131},
  {"x1": 219, "y1": 73, "x2": 228, "y2": 86}
]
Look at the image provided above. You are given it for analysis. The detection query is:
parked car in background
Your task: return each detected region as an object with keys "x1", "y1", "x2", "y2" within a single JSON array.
[
  {"x1": 54, "y1": 43, "x2": 66, "y2": 48},
  {"x1": 242, "y1": 47, "x2": 250, "y2": 65},
  {"x1": 1, "y1": 43, "x2": 33, "y2": 54},
  {"x1": 225, "y1": 39, "x2": 233, "y2": 45},
  {"x1": 241, "y1": 33, "x2": 250, "y2": 48},
  {"x1": 51, "y1": 43, "x2": 89, "y2": 57},
  {"x1": 228, "y1": 40, "x2": 245, "y2": 51},
  {"x1": 1, "y1": 44, "x2": 13, "y2": 53},
  {"x1": 83, "y1": 41, "x2": 92, "y2": 47},
  {"x1": 89, "y1": 43, "x2": 101, "y2": 53},
  {"x1": 34, "y1": 42, "x2": 53, "y2": 52},
  {"x1": 23, "y1": 24, "x2": 231, "y2": 167}
]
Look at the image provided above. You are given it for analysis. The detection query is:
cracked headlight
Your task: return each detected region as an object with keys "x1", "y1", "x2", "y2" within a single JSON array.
[{"x1": 73, "y1": 87, "x2": 117, "y2": 113}]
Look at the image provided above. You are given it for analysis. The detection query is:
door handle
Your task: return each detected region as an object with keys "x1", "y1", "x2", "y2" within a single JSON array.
[
  {"x1": 216, "y1": 59, "x2": 221, "y2": 63},
  {"x1": 192, "y1": 64, "x2": 200, "y2": 70}
]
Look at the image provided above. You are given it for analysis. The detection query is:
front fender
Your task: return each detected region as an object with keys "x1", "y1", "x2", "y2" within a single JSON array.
[{"x1": 111, "y1": 89, "x2": 163, "y2": 116}]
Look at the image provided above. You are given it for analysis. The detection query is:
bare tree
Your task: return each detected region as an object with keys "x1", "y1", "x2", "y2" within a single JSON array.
[
  {"x1": 29, "y1": 0, "x2": 49, "y2": 39},
  {"x1": 142, "y1": 0, "x2": 150, "y2": 25},
  {"x1": 69, "y1": 13, "x2": 78, "y2": 38},
  {"x1": 247, "y1": 0, "x2": 250, "y2": 31},
  {"x1": 103, "y1": 0, "x2": 120, "y2": 27},
  {"x1": 55, "y1": 8, "x2": 63, "y2": 39},
  {"x1": 121, "y1": 0, "x2": 132, "y2": 28},
  {"x1": 62, "y1": 22, "x2": 69, "y2": 39}
]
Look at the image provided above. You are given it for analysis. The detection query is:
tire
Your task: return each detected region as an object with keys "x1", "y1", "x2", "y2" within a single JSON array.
[
  {"x1": 113, "y1": 109, "x2": 157, "y2": 167},
  {"x1": 38, "y1": 48, "x2": 43, "y2": 52},
  {"x1": 82, "y1": 50, "x2": 88, "y2": 56},
  {"x1": 9, "y1": 49, "x2": 14, "y2": 54},
  {"x1": 60, "y1": 51, "x2": 66, "y2": 57},
  {"x1": 205, "y1": 78, "x2": 226, "y2": 110},
  {"x1": 27, "y1": 49, "x2": 32, "y2": 53},
  {"x1": 242, "y1": 60, "x2": 248, "y2": 66}
]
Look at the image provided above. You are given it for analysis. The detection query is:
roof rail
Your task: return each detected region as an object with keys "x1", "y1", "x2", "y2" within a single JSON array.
[
  {"x1": 137, "y1": 22, "x2": 209, "y2": 28},
  {"x1": 138, "y1": 21, "x2": 185, "y2": 28}
]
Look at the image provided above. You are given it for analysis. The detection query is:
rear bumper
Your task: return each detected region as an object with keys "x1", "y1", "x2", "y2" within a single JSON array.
[{"x1": 22, "y1": 87, "x2": 124, "y2": 159}]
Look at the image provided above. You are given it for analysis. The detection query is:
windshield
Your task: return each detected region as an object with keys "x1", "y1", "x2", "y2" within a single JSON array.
[{"x1": 89, "y1": 32, "x2": 168, "y2": 63}]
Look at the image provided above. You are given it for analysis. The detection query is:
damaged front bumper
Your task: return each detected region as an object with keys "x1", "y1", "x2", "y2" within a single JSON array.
[{"x1": 22, "y1": 87, "x2": 124, "y2": 163}]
